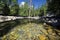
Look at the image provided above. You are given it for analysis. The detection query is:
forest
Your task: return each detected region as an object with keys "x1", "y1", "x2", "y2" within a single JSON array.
[{"x1": 0, "y1": 0, "x2": 47, "y2": 16}]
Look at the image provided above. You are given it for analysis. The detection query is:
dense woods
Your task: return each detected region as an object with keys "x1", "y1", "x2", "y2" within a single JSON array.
[
  {"x1": 0, "y1": 0, "x2": 47, "y2": 16},
  {"x1": 0, "y1": 0, "x2": 60, "y2": 16},
  {"x1": 47, "y1": 0, "x2": 60, "y2": 16}
]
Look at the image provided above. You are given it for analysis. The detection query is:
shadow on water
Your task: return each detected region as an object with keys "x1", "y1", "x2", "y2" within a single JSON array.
[
  {"x1": 48, "y1": 23, "x2": 60, "y2": 36},
  {"x1": 0, "y1": 19, "x2": 60, "y2": 37},
  {"x1": 0, "y1": 19, "x2": 30, "y2": 37},
  {"x1": 0, "y1": 20, "x2": 21, "y2": 37},
  {"x1": 0, "y1": 19, "x2": 39, "y2": 37},
  {"x1": 45, "y1": 22, "x2": 60, "y2": 30}
]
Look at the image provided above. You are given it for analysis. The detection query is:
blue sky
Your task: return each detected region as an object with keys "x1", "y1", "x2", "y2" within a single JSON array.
[{"x1": 18, "y1": 0, "x2": 46, "y2": 8}]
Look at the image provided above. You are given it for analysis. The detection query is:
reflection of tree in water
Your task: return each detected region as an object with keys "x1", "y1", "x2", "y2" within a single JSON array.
[{"x1": 0, "y1": 20, "x2": 21, "y2": 37}]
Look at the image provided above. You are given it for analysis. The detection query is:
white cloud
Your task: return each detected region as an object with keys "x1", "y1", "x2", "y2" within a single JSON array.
[
  {"x1": 21, "y1": 2, "x2": 25, "y2": 5},
  {"x1": 19, "y1": 2, "x2": 25, "y2": 7}
]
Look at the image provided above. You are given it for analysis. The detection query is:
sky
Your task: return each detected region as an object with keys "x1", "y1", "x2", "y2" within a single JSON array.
[{"x1": 18, "y1": 0, "x2": 46, "y2": 9}]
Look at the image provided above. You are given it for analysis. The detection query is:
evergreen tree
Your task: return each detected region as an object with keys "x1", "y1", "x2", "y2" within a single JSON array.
[{"x1": 47, "y1": 0, "x2": 60, "y2": 16}]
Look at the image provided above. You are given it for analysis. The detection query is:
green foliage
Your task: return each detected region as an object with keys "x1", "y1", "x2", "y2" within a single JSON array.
[
  {"x1": 0, "y1": 0, "x2": 19, "y2": 16},
  {"x1": 19, "y1": 2, "x2": 29, "y2": 16},
  {"x1": 38, "y1": 5, "x2": 47, "y2": 16},
  {"x1": 0, "y1": 0, "x2": 11, "y2": 15},
  {"x1": 10, "y1": 4, "x2": 19, "y2": 16},
  {"x1": 12, "y1": 0, "x2": 17, "y2": 3},
  {"x1": 0, "y1": 0, "x2": 47, "y2": 16},
  {"x1": 47, "y1": 0, "x2": 60, "y2": 16},
  {"x1": 2, "y1": 4, "x2": 10, "y2": 15}
]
